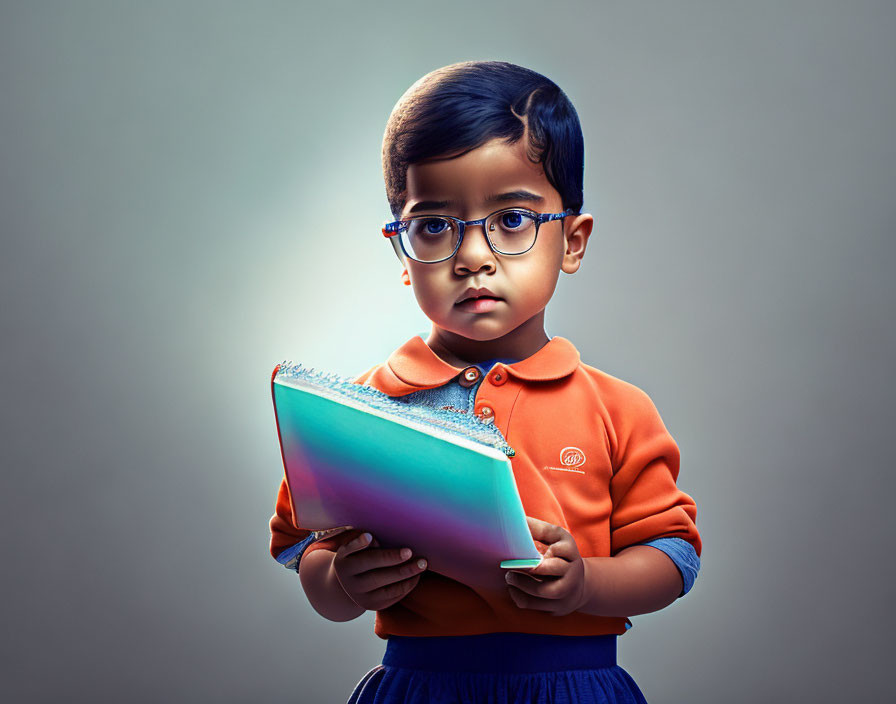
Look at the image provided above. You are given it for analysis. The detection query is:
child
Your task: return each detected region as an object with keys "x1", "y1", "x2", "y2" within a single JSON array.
[{"x1": 270, "y1": 60, "x2": 701, "y2": 703}]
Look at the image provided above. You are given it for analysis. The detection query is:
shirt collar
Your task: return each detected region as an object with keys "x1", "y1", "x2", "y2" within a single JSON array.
[{"x1": 366, "y1": 335, "x2": 581, "y2": 396}]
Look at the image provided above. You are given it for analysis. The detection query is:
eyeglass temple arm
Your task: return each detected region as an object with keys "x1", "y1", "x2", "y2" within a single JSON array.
[{"x1": 538, "y1": 209, "x2": 574, "y2": 224}]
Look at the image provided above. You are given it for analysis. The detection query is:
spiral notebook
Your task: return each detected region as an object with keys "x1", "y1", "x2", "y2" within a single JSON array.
[{"x1": 271, "y1": 362, "x2": 543, "y2": 587}]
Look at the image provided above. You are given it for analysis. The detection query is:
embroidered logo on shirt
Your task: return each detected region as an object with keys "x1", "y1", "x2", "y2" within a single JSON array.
[{"x1": 544, "y1": 446, "x2": 587, "y2": 474}]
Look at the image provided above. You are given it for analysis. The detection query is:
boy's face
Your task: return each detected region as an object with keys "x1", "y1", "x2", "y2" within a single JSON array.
[{"x1": 400, "y1": 137, "x2": 592, "y2": 358}]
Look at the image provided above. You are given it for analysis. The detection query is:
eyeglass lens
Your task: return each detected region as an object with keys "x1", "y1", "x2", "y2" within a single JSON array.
[{"x1": 402, "y1": 210, "x2": 538, "y2": 262}]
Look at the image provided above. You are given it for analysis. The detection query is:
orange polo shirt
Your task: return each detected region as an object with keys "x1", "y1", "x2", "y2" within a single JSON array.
[{"x1": 270, "y1": 335, "x2": 701, "y2": 638}]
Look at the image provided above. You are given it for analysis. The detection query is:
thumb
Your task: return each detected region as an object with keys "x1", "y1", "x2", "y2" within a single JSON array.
[{"x1": 526, "y1": 516, "x2": 566, "y2": 545}]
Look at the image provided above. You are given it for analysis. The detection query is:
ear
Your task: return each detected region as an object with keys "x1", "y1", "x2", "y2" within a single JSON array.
[{"x1": 560, "y1": 213, "x2": 594, "y2": 274}]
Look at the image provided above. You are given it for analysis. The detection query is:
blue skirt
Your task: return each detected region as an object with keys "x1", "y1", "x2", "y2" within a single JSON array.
[{"x1": 346, "y1": 633, "x2": 648, "y2": 703}]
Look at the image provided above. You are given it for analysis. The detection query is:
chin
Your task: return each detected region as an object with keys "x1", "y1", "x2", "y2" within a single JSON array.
[
  {"x1": 455, "y1": 329, "x2": 505, "y2": 342},
  {"x1": 443, "y1": 319, "x2": 515, "y2": 342}
]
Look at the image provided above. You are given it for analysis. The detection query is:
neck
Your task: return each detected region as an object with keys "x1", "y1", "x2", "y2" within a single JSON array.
[{"x1": 425, "y1": 310, "x2": 550, "y2": 368}]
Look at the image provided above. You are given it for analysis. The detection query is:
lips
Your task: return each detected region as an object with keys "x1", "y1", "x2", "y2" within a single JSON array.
[{"x1": 455, "y1": 286, "x2": 502, "y2": 305}]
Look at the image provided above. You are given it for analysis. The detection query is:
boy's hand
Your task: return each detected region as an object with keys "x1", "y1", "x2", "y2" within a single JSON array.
[
  {"x1": 333, "y1": 532, "x2": 427, "y2": 612},
  {"x1": 504, "y1": 516, "x2": 588, "y2": 617}
]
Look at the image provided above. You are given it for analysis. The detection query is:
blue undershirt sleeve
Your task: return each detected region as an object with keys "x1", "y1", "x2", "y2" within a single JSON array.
[
  {"x1": 637, "y1": 537, "x2": 701, "y2": 597},
  {"x1": 275, "y1": 534, "x2": 318, "y2": 573}
]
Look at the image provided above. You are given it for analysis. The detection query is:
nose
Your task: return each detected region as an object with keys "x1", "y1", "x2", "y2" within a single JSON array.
[{"x1": 453, "y1": 222, "x2": 496, "y2": 275}]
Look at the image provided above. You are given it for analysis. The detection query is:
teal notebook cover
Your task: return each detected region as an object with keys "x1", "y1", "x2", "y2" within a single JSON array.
[{"x1": 271, "y1": 363, "x2": 543, "y2": 588}]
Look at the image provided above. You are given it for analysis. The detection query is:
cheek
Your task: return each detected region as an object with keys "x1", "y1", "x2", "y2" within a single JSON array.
[
  {"x1": 407, "y1": 268, "x2": 452, "y2": 310},
  {"x1": 510, "y1": 260, "x2": 561, "y2": 301}
]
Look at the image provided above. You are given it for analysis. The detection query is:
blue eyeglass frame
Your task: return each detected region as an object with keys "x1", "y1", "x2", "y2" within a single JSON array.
[{"x1": 382, "y1": 207, "x2": 575, "y2": 264}]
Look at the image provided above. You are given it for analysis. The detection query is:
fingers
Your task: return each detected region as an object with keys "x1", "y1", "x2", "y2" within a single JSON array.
[
  {"x1": 333, "y1": 532, "x2": 424, "y2": 579},
  {"x1": 335, "y1": 533, "x2": 412, "y2": 575},
  {"x1": 506, "y1": 571, "x2": 582, "y2": 617},
  {"x1": 344, "y1": 558, "x2": 427, "y2": 612},
  {"x1": 514, "y1": 556, "x2": 569, "y2": 578},
  {"x1": 364, "y1": 573, "x2": 422, "y2": 610},
  {"x1": 505, "y1": 571, "x2": 568, "y2": 600},
  {"x1": 506, "y1": 583, "x2": 574, "y2": 615},
  {"x1": 332, "y1": 532, "x2": 428, "y2": 611},
  {"x1": 336, "y1": 532, "x2": 377, "y2": 560},
  {"x1": 526, "y1": 516, "x2": 567, "y2": 544},
  {"x1": 353, "y1": 555, "x2": 428, "y2": 594},
  {"x1": 525, "y1": 517, "x2": 580, "y2": 561},
  {"x1": 506, "y1": 540, "x2": 587, "y2": 616}
]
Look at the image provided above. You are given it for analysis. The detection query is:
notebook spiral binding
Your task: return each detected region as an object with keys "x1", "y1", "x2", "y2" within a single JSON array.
[{"x1": 275, "y1": 362, "x2": 516, "y2": 458}]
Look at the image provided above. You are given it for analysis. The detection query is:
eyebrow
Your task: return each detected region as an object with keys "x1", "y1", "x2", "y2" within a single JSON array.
[{"x1": 406, "y1": 190, "x2": 545, "y2": 215}]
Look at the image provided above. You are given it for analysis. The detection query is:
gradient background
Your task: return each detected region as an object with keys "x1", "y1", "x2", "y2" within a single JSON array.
[{"x1": 2, "y1": 1, "x2": 894, "y2": 702}]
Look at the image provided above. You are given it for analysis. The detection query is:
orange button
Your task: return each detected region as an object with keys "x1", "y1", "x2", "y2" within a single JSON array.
[
  {"x1": 489, "y1": 368, "x2": 506, "y2": 386},
  {"x1": 458, "y1": 366, "x2": 481, "y2": 388}
]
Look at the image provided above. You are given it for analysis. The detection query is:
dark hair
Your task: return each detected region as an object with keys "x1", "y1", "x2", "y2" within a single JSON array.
[{"x1": 382, "y1": 61, "x2": 584, "y2": 220}]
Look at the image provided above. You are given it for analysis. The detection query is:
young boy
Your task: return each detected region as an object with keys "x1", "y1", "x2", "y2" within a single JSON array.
[{"x1": 270, "y1": 61, "x2": 701, "y2": 703}]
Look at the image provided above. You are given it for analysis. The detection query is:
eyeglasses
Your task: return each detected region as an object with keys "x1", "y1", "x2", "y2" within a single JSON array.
[{"x1": 382, "y1": 207, "x2": 574, "y2": 264}]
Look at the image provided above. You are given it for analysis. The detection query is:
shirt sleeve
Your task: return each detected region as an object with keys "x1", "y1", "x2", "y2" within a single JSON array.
[
  {"x1": 270, "y1": 477, "x2": 363, "y2": 572},
  {"x1": 274, "y1": 534, "x2": 317, "y2": 572},
  {"x1": 637, "y1": 536, "x2": 701, "y2": 597},
  {"x1": 609, "y1": 387, "x2": 701, "y2": 559},
  {"x1": 269, "y1": 476, "x2": 313, "y2": 569}
]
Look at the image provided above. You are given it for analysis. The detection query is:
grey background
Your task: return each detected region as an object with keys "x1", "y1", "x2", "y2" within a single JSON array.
[{"x1": 2, "y1": 1, "x2": 894, "y2": 702}]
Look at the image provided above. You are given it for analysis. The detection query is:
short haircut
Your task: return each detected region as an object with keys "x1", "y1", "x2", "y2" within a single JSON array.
[{"x1": 382, "y1": 61, "x2": 585, "y2": 220}]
